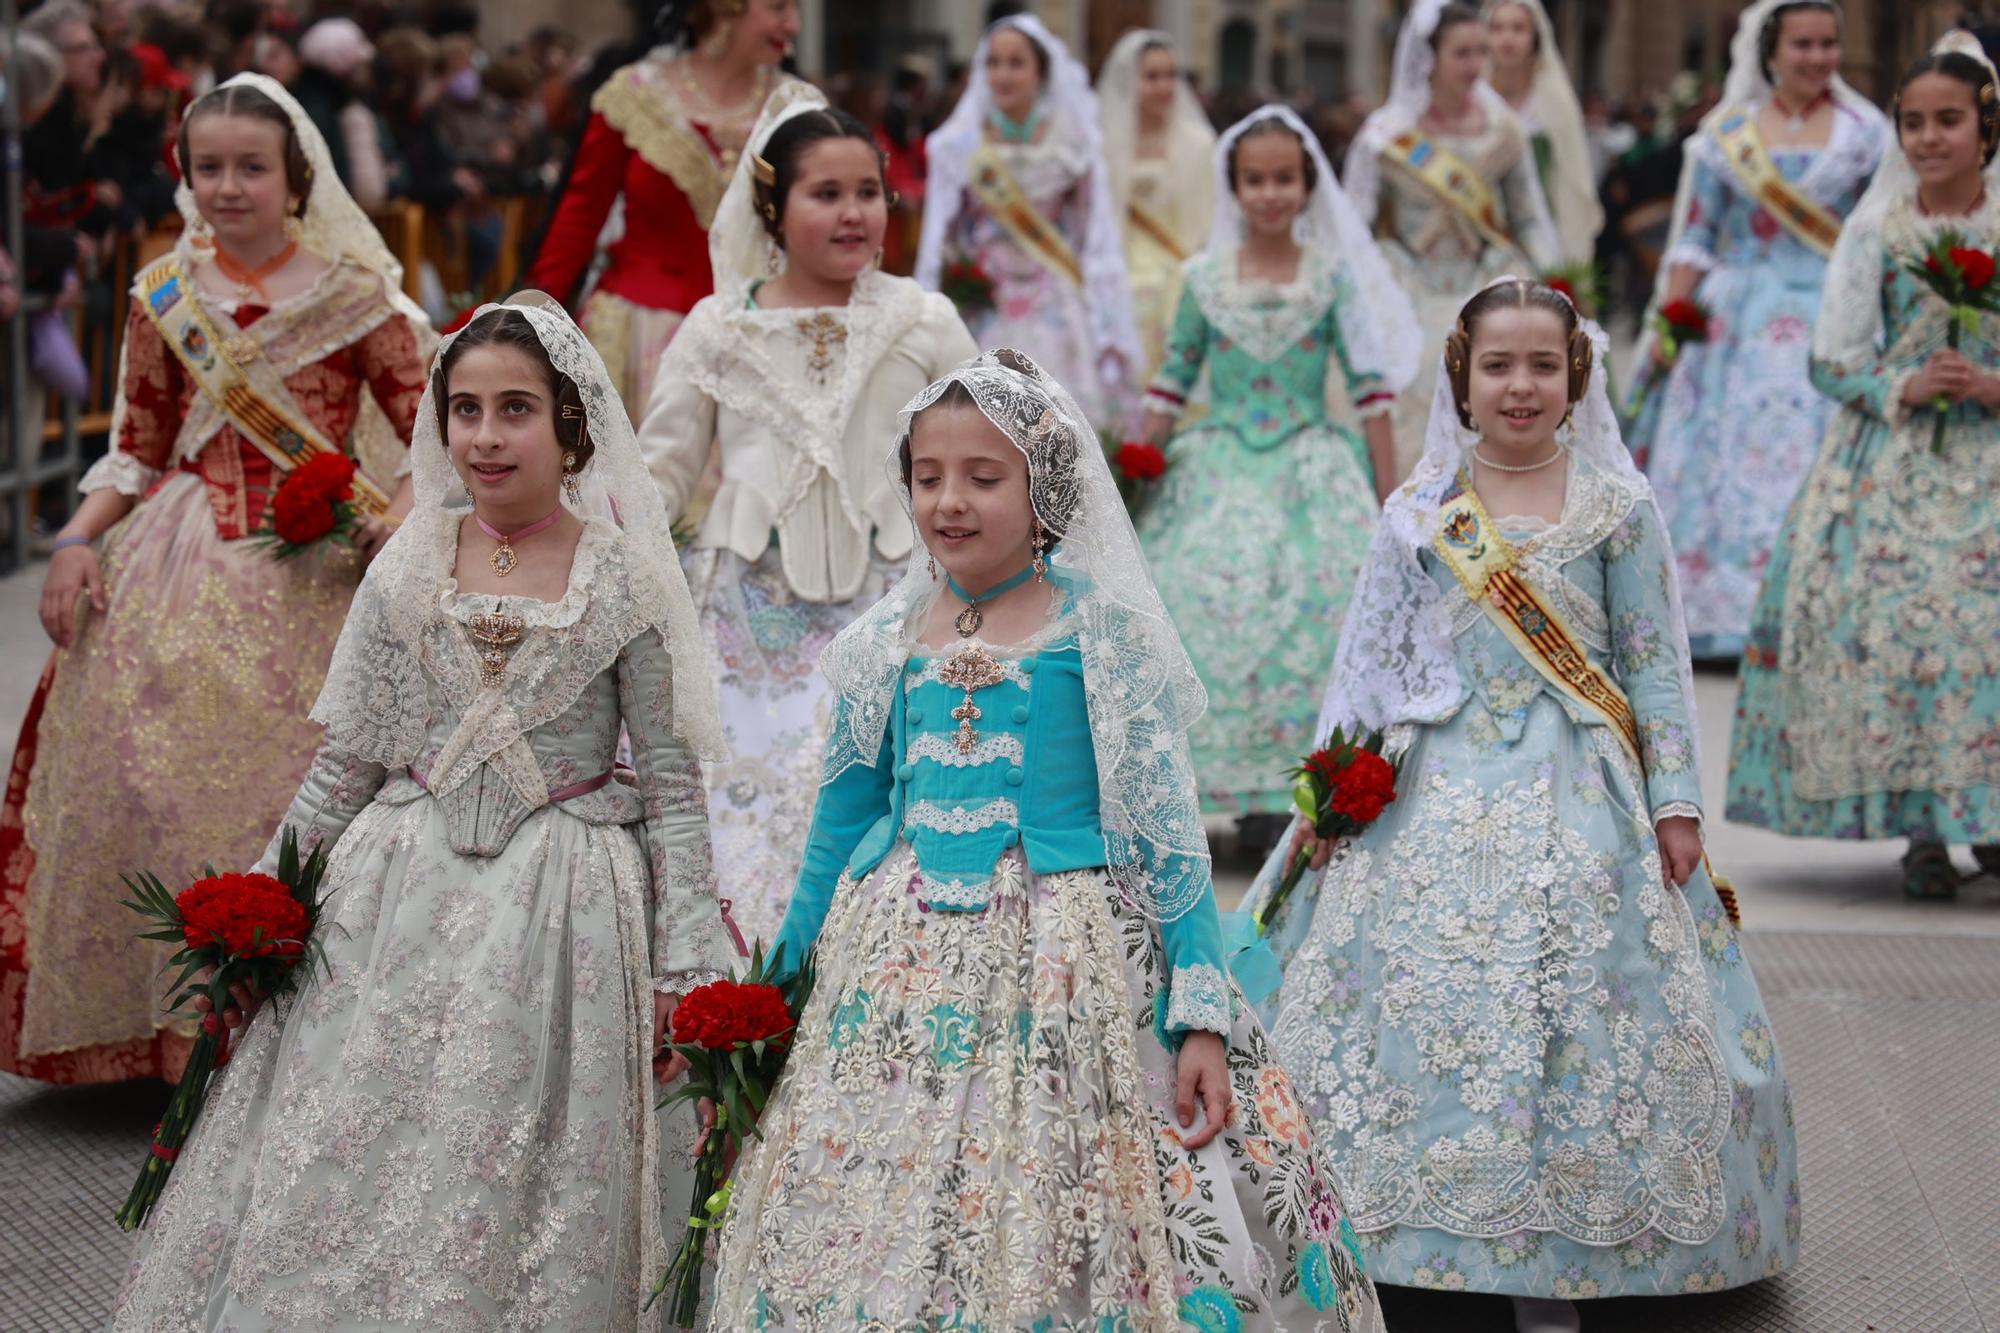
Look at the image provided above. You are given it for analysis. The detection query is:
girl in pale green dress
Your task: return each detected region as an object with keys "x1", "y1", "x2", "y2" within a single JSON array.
[{"x1": 1136, "y1": 107, "x2": 1420, "y2": 838}]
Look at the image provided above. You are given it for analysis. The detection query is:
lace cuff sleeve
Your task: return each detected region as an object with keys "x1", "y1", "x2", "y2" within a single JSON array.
[
  {"x1": 79, "y1": 449, "x2": 163, "y2": 498},
  {"x1": 1164, "y1": 962, "x2": 1233, "y2": 1038}
]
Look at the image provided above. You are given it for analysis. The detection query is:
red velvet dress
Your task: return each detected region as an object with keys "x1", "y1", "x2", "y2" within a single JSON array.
[
  {"x1": 521, "y1": 57, "x2": 794, "y2": 420},
  {"x1": 0, "y1": 257, "x2": 424, "y2": 1084}
]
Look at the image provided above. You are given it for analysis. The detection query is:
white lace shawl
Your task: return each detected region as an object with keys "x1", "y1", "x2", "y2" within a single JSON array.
[
  {"x1": 311, "y1": 300, "x2": 725, "y2": 767},
  {"x1": 1206, "y1": 104, "x2": 1423, "y2": 394},
  {"x1": 817, "y1": 349, "x2": 1211, "y2": 923}
]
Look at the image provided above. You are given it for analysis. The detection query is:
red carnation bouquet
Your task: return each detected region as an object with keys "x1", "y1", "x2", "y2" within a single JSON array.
[
  {"x1": 1903, "y1": 229, "x2": 2000, "y2": 452},
  {"x1": 649, "y1": 943, "x2": 814, "y2": 1324},
  {"x1": 258, "y1": 453, "x2": 363, "y2": 560},
  {"x1": 1109, "y1": 438, "x2": 1169, "y2": 512},
  {"x1": 1653, "y1": 296, "x2": 1712, "y2": 365},
  {"x1": 1541, "y1": 263, "x2": 1603, "y2": 319},
  {"x1": 940, "y1": 254, "x2": 995, "y2": 318},
  {"x1": 1253, "y1": 727, "x2": 1402, "y2": 936},
  {"x1": 115, "y1": 826, "x2": 333, "y2": 1230}
]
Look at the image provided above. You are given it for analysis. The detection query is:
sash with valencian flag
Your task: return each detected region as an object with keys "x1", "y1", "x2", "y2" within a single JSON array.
[
  {"x1": 1431, "y1": 473, "x2": 1740, "y2": 922},
  {"x1": 966, "y1": 144, "x2": 1085, "y2": 289},
  {"x1": 1711, "y1": 108, "x2": 1843, "y2": 257},
  {"x1": 138, "y1": 259, "x2": 391, "y2": 516},
  {"x1": 1381, "y1": 130, "x2": 1519, "y2": 254}
]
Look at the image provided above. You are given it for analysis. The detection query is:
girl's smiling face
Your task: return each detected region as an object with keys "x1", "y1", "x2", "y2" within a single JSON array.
[
  {"x1": 1898, "y1": 71, "x2": 1986, "y2": 194},
  {"x1": 778, "y1": 136, "x2": 889, "y2": 285},
  {"x1": 1231, "y1": 127, "x2": 1310, "y2": 240},
  {"x1": 907, "y1": 401, "x2": 1036, "y2": 589},
  {"x1": 185, "y1": 113, "x2": 295, "y2": 252},
  {"x1": 1464, "y1": 305, "x2": 1571, "y2": 453},
  {"x1": 445, "y1": 344, "x2": 566, "y2": 517}
]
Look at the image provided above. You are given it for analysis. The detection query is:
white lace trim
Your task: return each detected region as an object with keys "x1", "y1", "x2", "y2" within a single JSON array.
[
  {"x1": 905, "y1": 798, "x2": 1019, "y2": 836},
  {"x1": 655, "y1": 967, "x2": 729, "y2": 997},
  {"x1": 1652, "y1": 799, "x2": 1704, "y2": 831},
  {"x1": 1183, "y1": 246, "x2": 1347, "y2": 366},
  {"x1": 906, "y1": 655, "x2": 1032, "y2": 691},
  {"x1": 1164, "y1": 962, "x2": 1231, "y2": 1037},
  {"x1": 79, "y1": 449, "x2": 163, "y2": 498},
  {"x1": 916, "y1": 873, "x2": 996, "y2": 909},
  {"x1": 908, "y1": 733, "x2": 1025, "y2": 769}
]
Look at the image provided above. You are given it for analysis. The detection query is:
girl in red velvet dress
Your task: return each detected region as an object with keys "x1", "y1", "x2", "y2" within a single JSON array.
[
  {"x1": 0, "y1": 76, "x2": 431, "y2": 1085},
  {"x1": 522, "y1": 0, "x2": 801, "y2": 421}
]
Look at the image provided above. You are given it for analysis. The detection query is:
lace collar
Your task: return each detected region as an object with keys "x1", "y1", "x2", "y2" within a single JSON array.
[
  {"x1": 435, "y1": 514, "x2": 618, "y2": 632},
  {"x1": 1183, "y1": 245, "x2": 1342, "y2": 364}
]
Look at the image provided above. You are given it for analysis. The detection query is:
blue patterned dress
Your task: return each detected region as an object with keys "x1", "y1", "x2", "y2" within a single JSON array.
[
  {"x1": 1626, "y1": 103, "x2": 1886, "y2": 657},
  {"x1": 1727, "y1": 194, "x2": 2000, "y2": 843},
  {"x1": 1242, "y1": 462, "x2": 1799, "y2": 1299},
  {"x1": 1137, "y1": 248, "x2": 1391, "y2": 816}
]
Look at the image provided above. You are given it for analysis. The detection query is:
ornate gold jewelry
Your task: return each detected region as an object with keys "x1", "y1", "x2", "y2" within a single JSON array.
[
  {"x1": 751, "y1": 151, "x2": 776, "y2": 186},
  {"x1": 562, "y1": 449, "x2": 583, "y2": 505},
  {"x1": 795, "y1": 311, "x2": 847, "y2": 384},
  {"x1": 938, "y1": 645, "x2": 1006, "y2": 754},
  {"x1": 467, "y1": 610, "x2": 526, "y2": 687}
]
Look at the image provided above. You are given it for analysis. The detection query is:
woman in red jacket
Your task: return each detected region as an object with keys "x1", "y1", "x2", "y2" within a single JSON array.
[{"x1": 522, "y1": 0, "x2": 801, "y2": 419}]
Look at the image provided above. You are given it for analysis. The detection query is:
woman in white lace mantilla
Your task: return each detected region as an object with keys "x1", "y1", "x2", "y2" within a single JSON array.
[
  {"x1": 915, "y1": 15, "x2": 1142, "y2": 430},
  {"x1": 1728, "y1": 34, "x2": 2000, "y2": 899},
  {"x1": 1346, "y1": 0, "x2": 1559, "y2": 481},
  {"x1": 707, "y1": 349, "x2": 1383, "y2": 1332},
  {"x1": 1483, "y1": 0, "x2": 1603, "y2": 265},
  {"x1": 109, "y1": 296, "x2": 738, "y2": 1331},
  {"x1": 639, "y1": 84, "x2": 976, "y2": 944},
  {"x1": 1240, "y1": 281, "x2": 1797, "y2": 1329}
]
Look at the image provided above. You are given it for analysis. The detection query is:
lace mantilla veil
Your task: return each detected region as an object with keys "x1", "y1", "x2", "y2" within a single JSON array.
[
  {"x1": 1207, "y1": 104, "x2": 1424, "y2": 393},
  {"x1": 1486, "y1": 0, "x2": 1604, "y2": 263},
  {"x1": 1342, "y1": 0, "x2": 1558, "y2": 257},
  {"x1": 817, "y1": 349, "x2": 1211, "y2": 922},
  {"x1": 309, "y1": 296, "x2": 726, "y2": 768},
  {"x1": 1319, "y1": 278, "x2": 1702, "y2": 780},
  {"x1": 913, "y1": 15, "x2": 1142, "y2": 373},
  {"x1": 1633, "y1": 0, "x2": 1886, "y2": 371},
  {"x1": 1814, "y1": 30, "x2": 2000, "y2": 381},
  {"x1": 1096, "y1": 29, "x2": 1217, "y2": 244}
]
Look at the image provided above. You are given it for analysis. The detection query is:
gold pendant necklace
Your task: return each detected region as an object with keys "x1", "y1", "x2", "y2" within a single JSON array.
[{"x1": 467, "y1": 610, "x2": 526, "y2": 687}]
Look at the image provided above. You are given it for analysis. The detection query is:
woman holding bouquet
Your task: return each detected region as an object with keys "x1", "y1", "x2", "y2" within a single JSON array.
[
  {"x1": 1729, "y1": 36, "x2": 2000, "y2": 900},
  {"x1": 0, "y1": 75, "x2": 431, "y2": 1086},
  {"x1": 707, "y1": 348, "x2": 1384, "y2": 1332},
  {"x1": 1623, "y1": 0, "x2": 1887, "y2": 659},
  {"x1": 1095, "y1": 29, "x2": 1216, "y2": 379},
  {"x1": 1242, "y1": 280, "x2": 1798, "y2": 1332},
  {"x1": 1134, "y1": 107, "x2": 1421, "y2": 848},
  {"x1": 638, "y1": 84, "x2": 975, "y2": 942},
  {"x1": 915, "y1": 15, "x2": 1141, "y2": 429},
  {"x1": 1345, "y1": 0, "x2": 1559, "y2": 480},
  {"x1": 109, "y1": 294, "x2": 739, "y2": 1329}
]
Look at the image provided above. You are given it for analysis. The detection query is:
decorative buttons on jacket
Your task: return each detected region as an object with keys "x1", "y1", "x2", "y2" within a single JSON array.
[{"x1": 1011, "y1": 704, "x2": 1030, "y2": 724}]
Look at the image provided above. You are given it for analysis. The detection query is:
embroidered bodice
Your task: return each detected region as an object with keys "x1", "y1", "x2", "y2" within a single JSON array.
[
  {"x1": 1422, "y1": 463, "x2": 1702, "y2": 822},
  {"x1": 1144, "y1": 247, "x2": 1393, "y2": 447},
  {"x1": 639, "y1": 272, "x2": 976, "y2": 602},
  {"x1": 775, "y1": 619, "x2": 1229, "y2": 1037},
  {"x1": 257, "y1": 521, "x2": 735, "y2": 991},
  {"x1": 1377, "y1": 116, "x2": 1555, "y2": 269},
  {"x1": 81, "y1": 256, "x2": 424, "y2": 540}
]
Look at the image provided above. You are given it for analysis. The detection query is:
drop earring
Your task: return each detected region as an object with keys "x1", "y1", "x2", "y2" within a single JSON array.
[
  {"x1": 927, "y1": 551, "x2": 937, "y2": 578},
  {"x1": 561, "y1": 406, "x2": 586, "y2": 505},
  {"x1": 1031, "y1": 524, "x2": 1047, "y2": 583}
]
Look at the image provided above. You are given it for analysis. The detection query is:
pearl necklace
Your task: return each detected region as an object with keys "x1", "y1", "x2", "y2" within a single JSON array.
[{"x1": 1472, "y1": 445, "x2": 1564, "y2": 474}]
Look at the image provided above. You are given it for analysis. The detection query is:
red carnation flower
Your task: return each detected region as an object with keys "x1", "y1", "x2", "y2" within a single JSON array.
[
  {"x1": 1659, "y1": 299, "x2": 1708, "y2": 333},
  {"x1": 1927, "y1": 255, "x2": 1945, "y2": 276},
  {"x1": 672, "y1": 979, "x2": 796, "y2": 1049},
  {"x1": 1547, "y1": 277, "x2": 1577, "y2": 304},
  {"x1": 1328, "y1": 750, "x2": 1398, "y2": 825},
  {"x1": 270, "y1": 455, "x2": 357, "y2": 545},
  {"x1": 1114, "y1": 441, "x2": 1168, "y2": 481},
  {"x1": 287, "y1": 453, "x2": 358, "y2": 503},
  {"x1": 177, "y1": 872, "x2": 309, "y2": 959},
  {"x1": 1949, "y1": 246, "x2": 1997, "y2": 290}
]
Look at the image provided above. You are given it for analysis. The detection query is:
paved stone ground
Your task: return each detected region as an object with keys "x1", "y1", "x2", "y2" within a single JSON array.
[{"x1": 2, "y1": 564, "x2": 1997, "y2": 1332}]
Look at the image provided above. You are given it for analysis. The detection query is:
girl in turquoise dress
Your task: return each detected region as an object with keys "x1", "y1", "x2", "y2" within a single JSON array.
[
  {"x1": 1242, "y1": 281, "x2": 1798, "y2": 1333},
  {"x1": 1136, "y1": 107, "x2": 1421, "y2": 836},
  {"x1": 1624, "y1": 0, "x2": 1887, "y2": 658},
  {"x1": 1728, "y1": 41, "x2": 2000, "y2": 899},
  {"x1": 708, "y1": 349, "x2": 1384, "y2": 1332}
]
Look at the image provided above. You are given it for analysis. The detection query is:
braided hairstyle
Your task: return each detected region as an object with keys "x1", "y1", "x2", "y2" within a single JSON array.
[
  {"x1": 750, "y1": 106, "x2": 892, "y2": 245},
  {"x1": 1894, "y1": 49, "x2": 2000, "y2": 167},
  {"x1": 1443, "y1": 279, "x2": 1593, "y2": 432}
]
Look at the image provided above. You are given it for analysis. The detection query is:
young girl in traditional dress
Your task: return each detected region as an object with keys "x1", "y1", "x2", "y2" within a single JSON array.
[
  {"x1": 916, "y1": 15, "x2": 1140, "y2": 429},
  {"x1": 1346, "y1": 0, "x2": 1558, "y2": 479},
  {"x1": 1095, "y1": 29, "x2": 1216, "y2": 380},
  {"x1": 707, "y1": 348, "x2": 1384, "y2": 1332},
  {"x1": 522, "y1": 0, "x2": 800, "y2": 420},
  {"x1": 1729, "y1": 36, "x2": 2000, "y2": 899},
  {"x1": 1135, "y1": 107, "x2": 1421, "y2": 849},
  {"x1": 1245, "y1": 280, "x2": 1798, "y2": 1333},
  {"x1": 0, "y1": 75, "x2": 431, "y2": 1086},
  {"x1": 109, "y1": 295, "x2": 738, "y2": 1330},
  {"x1": 1624, "y1": 0, "x2": 1887, "y2": 659},
  {"x1": 1483, "y1": 0, "x2": 1603, "y2": 265},
  {"x1": 639, "y1": 84, "x2": 976, "y2": 941}
]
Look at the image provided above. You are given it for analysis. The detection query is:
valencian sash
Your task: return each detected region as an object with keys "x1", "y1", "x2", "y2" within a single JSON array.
[
  {"x1": 1432, "y1": 474, "x2": 1740, "y2": 923},
  {"x1": 1383, "y1": 130, "x2": 1518, "y2": 253},
  {"x1": 1712, "y1": 108, "x2": 1843, "y2": 257},
  {"x1": 1126, "y1": 197, "x2": 1190, "y2": 264},
  {"x1": 968, "y1": 144, "x2": 1084, "y2": 289},
  {"x1": 139, "y1": 259, "x2": 390, "y2": 515}
]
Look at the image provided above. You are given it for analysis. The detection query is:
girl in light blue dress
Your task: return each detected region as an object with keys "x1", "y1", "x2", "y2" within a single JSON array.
[
  {"x1": 1624, "y1": 0, "x2": 1887, "y2": 657},
  {"x1": 1242, "y1": 280, "x2": 1797, "y2": 1333}
]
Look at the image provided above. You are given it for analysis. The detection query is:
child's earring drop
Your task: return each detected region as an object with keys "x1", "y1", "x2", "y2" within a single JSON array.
[
  {"x1": 1032, "y1": 524, "x2": 1047, "y2": 583},
  {"x1": 928, "y1": 550, "x2": 937, "y2": 579}
]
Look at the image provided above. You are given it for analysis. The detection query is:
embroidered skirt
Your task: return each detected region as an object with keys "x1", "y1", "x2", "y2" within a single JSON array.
[{"x1": 710, "y1": 843, "x2": 1384, "y2": 1332}]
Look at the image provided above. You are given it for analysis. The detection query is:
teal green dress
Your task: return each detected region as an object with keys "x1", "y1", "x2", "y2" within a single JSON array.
[
  {"x1": 1727, "y1": 197, "x2": 2000, "y2": 843},
  {"x1": 1138, "y1": 247, "x2": 1390, "y2": 815}
]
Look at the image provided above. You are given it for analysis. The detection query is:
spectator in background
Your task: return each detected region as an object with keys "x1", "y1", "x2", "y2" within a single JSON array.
[
  {"x1": 525, "y1": 26, "x2": 582, "y2": 138},
  {"x1": 879, "y1": 54, "x2": 933, "y2": 273},
  {"x1": 250, "y1": 24, "x2": 302, "y2": 88},
  {"x1": 0, "y1": 33, "x2": 78, "y2": 313},
  {"x1": 21, "y1": 2, "x2": 121, "y2": 244},
  {"x1": 294, "y1": 17, "x2": 394, "y2": 210}
]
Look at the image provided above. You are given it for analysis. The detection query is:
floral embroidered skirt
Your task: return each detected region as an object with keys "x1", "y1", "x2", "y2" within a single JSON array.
[
  {"x1": 109, "y1": 793, "x2": 676, "y2": 1331},
  {"x1": 0, "y1": 473, "x2": 356, "y2": 1082},
  {"x1": 710, "y1": 843, "x2": 1384, "y2": 1332},
  {"x1": 1244, "y1": 699, "x2": 1800, "y2": 1298},
  {"x1": 684, "y1": 546, "x2": 898, "y2": 945}
]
